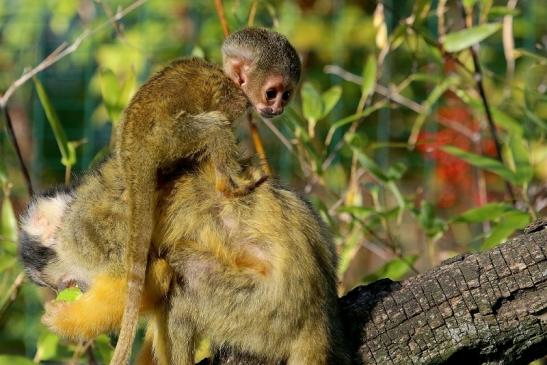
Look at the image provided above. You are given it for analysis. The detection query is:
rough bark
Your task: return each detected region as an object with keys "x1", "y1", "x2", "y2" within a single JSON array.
[{"x1": 205, "y1": 220, "x2": 547, "y2": 365}]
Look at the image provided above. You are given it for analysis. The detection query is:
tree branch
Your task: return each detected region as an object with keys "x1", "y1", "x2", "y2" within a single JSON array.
[
  {"x1": 207, "y1": 219, "x2": 547, "y2": 364},
  {"x1": 2, "y1": 106, "x2": 33, "y2": 195},
  {"x1": 460, "y1": 3, "x2": 517, "y2": 205}
]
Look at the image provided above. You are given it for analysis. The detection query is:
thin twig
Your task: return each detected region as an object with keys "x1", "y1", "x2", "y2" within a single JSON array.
[
  {"x1": 2, "y1": 106, "x2": 33, "y2": 196},
  {"x1": 502, "y1": 0, "x2": 518, "y2": 98},
  {"x1": 260, "y1": 117, "x2": 295, "y2": 154},
  {"x1": 437, "y1": 117, "x2": 479, "y2": 141},
  {"x1": 359, "y1": 222, "x2": 419, "y2": 275},
  {"x1": 247, "y1": 1, "x2": 257, "y2": 27},
  {"x1": 324, "y1": 65, "x2": 425, "y2": 114},
  {"x1": 214, "y1": 0, "x2": 230, "y2": 38},
  {"x1": 248, "y1": 112, "x2": 271, "y2": 174},
  {"x1": 0, "y1": 0, "x2": 147, "y2": 109},
  {"x1": 461, "y1": 4, "x2": 517, "y2": 204},
  {"x1": 0, "y1": 272, "x2": 25, "y2": 319}
]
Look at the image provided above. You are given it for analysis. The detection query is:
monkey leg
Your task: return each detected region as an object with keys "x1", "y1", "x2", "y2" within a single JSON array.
[
  {"x1": 42, "y1": 274, "x2": 126, "y2": 341},
  {"x1": 135, "y1": 327, "x2": 155, "y2": 365},
  {"x1": 168, "y1": 314, "x2": 198, "y2": 365},
  {"x1": 166, "y1": 111, "x2": 267, "y2": 197},
  {"x1": 286, "y1": 322, "x2": 329, "y2": 365}
]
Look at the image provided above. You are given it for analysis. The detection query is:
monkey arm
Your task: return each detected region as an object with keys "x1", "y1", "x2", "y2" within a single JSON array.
[
  {"x1": 42, "y1": 260, "x2": 173, "y2": 341},
  {"x1": 42, "y1": 274, "x2": 127, "y2": 340}
]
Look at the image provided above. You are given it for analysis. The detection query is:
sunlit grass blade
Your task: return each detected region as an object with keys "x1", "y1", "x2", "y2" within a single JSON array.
[
  {"x1": 32, "y1": 77, "x2": 72, "y2": 167},
  {"x1": 481, "y1": 211, "x2": 530, "y2": 249},
  {"x1": 442, "y1": 145, "x2": 518, "y2": 183},
  {"x1": 444, "y1": 23, "x2": 501, "y2": 52}
]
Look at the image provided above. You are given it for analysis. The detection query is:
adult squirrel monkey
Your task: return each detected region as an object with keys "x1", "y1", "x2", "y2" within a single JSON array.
[
  {"x1": 114, "y1": 27, "x2": 300, "y2": 364},
  {"x1": 20, "y1": 157, "x2": 350, "y2": 364}
]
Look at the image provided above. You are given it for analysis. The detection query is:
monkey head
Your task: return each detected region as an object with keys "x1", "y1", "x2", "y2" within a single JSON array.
[
  {"x1": 222, "y1": 27, "x2": 301, "y2": 118},
  {"x1": 19, "y1": 191, "x2": 87, "y2": 292}
]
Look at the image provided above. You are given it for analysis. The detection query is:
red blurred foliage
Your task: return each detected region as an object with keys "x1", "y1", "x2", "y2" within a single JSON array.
[{"x1": 417, "y1": 91, "x2": 497, "y2": 209}]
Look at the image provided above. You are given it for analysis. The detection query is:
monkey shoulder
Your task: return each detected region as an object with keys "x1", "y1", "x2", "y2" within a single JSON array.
[{"x1": 125, "y1": 57, "x2": 247, "y2": 122}]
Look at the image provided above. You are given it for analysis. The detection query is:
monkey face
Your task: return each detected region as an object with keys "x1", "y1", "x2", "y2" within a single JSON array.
[
  {"x1": 19, "y1": 229, "x2": 59, "y2": 289},
  {"x1": 19, "y1": 192, "x2": 87, "y2": 292},
  {"x1": 243, "y1": 72, "x2": 294, "y2": 118}
]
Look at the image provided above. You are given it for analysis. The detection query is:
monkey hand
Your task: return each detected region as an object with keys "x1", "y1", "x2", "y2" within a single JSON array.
[{"x1": 42, "y1": 300, "x2": 86, "y2": 340}]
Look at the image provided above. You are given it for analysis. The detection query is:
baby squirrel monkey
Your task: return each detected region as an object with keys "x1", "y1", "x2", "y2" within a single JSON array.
[
  {"x1": 115, "y1": 27, "x2": 300, "y2": 365},
  {"x1": 20, "y1": 157, "x2": 349, "y2": 365}
]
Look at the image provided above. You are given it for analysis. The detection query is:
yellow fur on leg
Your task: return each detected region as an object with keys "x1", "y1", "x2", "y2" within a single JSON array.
[
  {"x1": 135, "y1": 326, "x2": 156, "y2": 365},
  {"x1": 42, "y1": 274, "x2": 127, "y2": 341}
]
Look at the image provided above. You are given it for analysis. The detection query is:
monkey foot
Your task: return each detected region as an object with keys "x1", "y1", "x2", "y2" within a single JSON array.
[{"x1": 216, "y1": 174, "x2": 269, "y2": 198}]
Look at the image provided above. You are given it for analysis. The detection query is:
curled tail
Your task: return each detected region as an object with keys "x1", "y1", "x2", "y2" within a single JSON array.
[{"x1": 110, "y1": 173, "x2": 156, "y2": 365}]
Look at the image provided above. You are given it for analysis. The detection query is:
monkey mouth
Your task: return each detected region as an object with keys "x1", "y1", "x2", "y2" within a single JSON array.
[
  {"x1": 259, "y1": 110, "x2": 281, "y2": 119},
  {"x1": 57, "y1": 277, "x2": 88, "y2": 292}
]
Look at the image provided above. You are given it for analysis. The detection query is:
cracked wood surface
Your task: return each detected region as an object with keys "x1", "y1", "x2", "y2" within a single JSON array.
[{"x1": 205, "y1": 220, "x2": 547, "y2": 365}]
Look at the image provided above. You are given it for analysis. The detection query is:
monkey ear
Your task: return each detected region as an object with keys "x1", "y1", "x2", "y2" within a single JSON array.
[{"x1": 227, "y1": 57, "x2": 250, "y2": 86}]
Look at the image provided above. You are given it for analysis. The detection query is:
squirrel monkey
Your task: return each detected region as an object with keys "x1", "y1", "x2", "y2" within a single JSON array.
[
  {"x1": 19, "y1": 161, "x2": 175, "y2": 365},
  {"x1": 114, "y1": 27, "x2": 301, "y2": 364},
  {"x1": 19, "y1": 157, "x2": 349, "y2": 364}
]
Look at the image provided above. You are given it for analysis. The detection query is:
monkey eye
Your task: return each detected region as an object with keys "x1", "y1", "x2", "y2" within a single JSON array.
[
  {"x1": 282, "y1": 91, "x2": 291, "y2": 101},
  {"x1": 265, "y1": 89, "x2": 277, "y2": 100}
]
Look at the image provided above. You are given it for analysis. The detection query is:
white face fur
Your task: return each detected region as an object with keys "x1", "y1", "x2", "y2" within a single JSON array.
[{"x1": 20, "y1": 193, "x2": 72, "y2": 248}]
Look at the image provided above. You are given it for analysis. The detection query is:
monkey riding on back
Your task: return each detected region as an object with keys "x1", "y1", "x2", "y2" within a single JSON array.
[
  {"x1": 18, "y1": 27, "x2": 352, "y2": 365},
  {"x1": 113, "y1": 27, "x2": 301, "y2": 365}
]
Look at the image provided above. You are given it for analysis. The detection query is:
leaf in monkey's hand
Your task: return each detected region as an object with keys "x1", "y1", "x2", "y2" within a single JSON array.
[{"x1": 56, "y1": 287, "x2": 82, "y2": 302}]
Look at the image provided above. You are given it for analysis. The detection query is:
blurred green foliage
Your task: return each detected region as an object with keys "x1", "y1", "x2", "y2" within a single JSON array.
[{"x1": 0, "y1": 0, "x2": 546, "y2": 363}]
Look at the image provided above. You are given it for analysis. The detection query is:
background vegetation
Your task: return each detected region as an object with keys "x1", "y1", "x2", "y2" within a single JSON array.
[{"x1": 0, "y1": 0, "x2": 545, "y2": 363}]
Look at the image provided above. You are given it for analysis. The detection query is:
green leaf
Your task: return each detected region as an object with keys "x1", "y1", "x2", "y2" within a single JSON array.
[
  {"x1": 338, "y1": 229, "x2": 362, "y2": 275},
  {"x1": 409, "y1": 75, "x2": 459, "y2": 147},
  {"x1": 490, "y1": 108, "x2": 524, "y2": 136},
  {"x1": 338, "y1": 206, "x2": 374, "y2": 219},
  {"x1": 56, "y1": 287, "x2": 82, "y2": 302},
  {"x1": 509, "y1": 134, "x2": 533, "y2": 184},
  {"x1": 34, "y1": 332, "x2": 59, "y2": 362},
  {"x1": 320, "y1": 85, "x2": 342, "y2": 119},
  {"x1": 361, "y1": 55, "x2": 377, "y2": 102},
  {"x1": 444, "y1": 23, "x2": 501, "y2": 52},
  {"x1": 325, "y1": 101, "x2": 387, "y2": 145},
  {"x1": 453, "y1": 203, "x2": 514, "y2": 223},
  {"x1": 515, "y1": 49, "x2": 547, "y2": 64},
  {"x1": 417, "y1": 201, "x2": 446, "y2": 238},
  {"x1": 362, "y1": 256, "x2": 417, "y2": 284},
  {"x1": 0, "y1": 159, "x2": 6, "y2": 184},
  {"x1": 94, "y1": 334, "x2": 114, "y2": 364},
  {"x1": 191, "y1": 46, "x2": 205, "y2": 58},
  {"x1": 1, "y1": 190, "x2": 18, "y2": 245},
  {"x1": 463, "y1": 0, "x2": 477, "y2": 8},
  {"x1": 481, "y1": 211, "x2": 530, "y2": 249},
  {"x1": 99, "y1": 68, "x2": 135, "y2": 126},
  {"x1": 442, "y1": 146, "x2": 517, "y2": 183},
  {"x1": 0, "y1": 356, "x2": 36, "y2": 365},
  {"x1": 33, "y1": 76, "x2": 70, "y2": 166},
  {"x1": 301, "y1": 82, "x2": 323, "y2": 123},
  {"x1": 488, "y1": 6, "x2": 520, "y2": 17},
  {"x1": 386, "y1": 162, "x2": 407, "y2": 181},
  {"x1": 523, "y1": 105, "x2": 547, "y2": 131},
  {"x1": 0, "y1": 256, "x2": 17, "y2": 271},
  {"x1": 100, "y1": 68, "x2": 121, "y2": 122},
  {"x1": 352, "y1": 148, "x2": 388, "y2": 182}
]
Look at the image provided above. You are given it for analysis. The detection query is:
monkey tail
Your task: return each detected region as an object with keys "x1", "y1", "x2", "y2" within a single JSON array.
[{"x1": 110, "y1": 172, "x2": 156, "y2": 365}]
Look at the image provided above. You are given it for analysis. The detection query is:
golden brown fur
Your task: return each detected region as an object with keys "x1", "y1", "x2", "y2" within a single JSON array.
[
  {"x1": 20, "y1": 155, "x2": 348, "y2": 364},
  {"x1": 115, "y1": 28, "x2": 300, "y2": 364}
]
